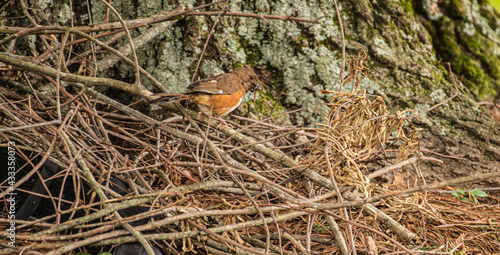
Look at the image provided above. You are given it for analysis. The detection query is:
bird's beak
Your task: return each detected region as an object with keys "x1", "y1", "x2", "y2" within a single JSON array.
[{"x1": 252, "y1": 81, "x2": 262, "y2": 92}]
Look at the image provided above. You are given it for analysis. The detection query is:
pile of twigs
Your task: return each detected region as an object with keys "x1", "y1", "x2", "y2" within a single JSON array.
[
  {"x1": 1, "y1": 50, "x2": 499, "y2": 255},
  {"x1": 0, "y1": 0, "x2": 499, "y2": 251}
]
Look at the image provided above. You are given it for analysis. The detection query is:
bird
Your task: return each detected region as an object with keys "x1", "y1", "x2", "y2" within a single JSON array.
[{"x1": 152, "y1": 68, "x2": 262, "y2": 124}]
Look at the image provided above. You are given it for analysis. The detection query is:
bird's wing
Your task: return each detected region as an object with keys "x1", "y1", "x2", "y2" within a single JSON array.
[{"x1": 186, "y1": 73, "x2": 241, "y2": 95}]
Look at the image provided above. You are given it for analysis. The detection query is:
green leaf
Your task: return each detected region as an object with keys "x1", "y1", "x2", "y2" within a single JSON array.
[
  {"x1": 451, "y1": 192, "x2": 460, "y2": 199},
  {"x1": 470, "y1": 190, "x2": 488, "y2": 197}
]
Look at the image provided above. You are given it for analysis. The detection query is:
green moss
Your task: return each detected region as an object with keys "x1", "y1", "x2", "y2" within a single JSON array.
[
  {"x1": 242, "y1": 41, "x2": 263, "y2": 67},
  {"x1": 460, "y1": 31, "x2": 500, "y2": 80},
  {"x1": 399, "y1": 0, "x2": 415, "y2": 15},
  {"x1": 422, "y1": 14, "x2": 499, "y2": 99},
  {"x1": 233, "y1": 62, "x2": 244, "y2": 69},
  {"x1": 480, "y1": 2, "x2": 500, "y2": 28},
  {"x1": 248, "y1": 90, "x2": 285, "y2": 119},
  {"x1": 451, "y1": 44, "x2": 497, "y2": 97},
  {"x1": 448, "y1": 0, "x2": 467, "y2": 19}
]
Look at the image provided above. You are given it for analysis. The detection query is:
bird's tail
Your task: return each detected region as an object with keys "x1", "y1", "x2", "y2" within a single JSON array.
[{"x1": 151, "y1": 93, "x2": 190, "y2": 105}]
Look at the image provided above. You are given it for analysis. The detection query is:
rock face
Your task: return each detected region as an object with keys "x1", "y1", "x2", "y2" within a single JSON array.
[{"x1": 6, "y1": 0, "x2": 500, "y2": 182}]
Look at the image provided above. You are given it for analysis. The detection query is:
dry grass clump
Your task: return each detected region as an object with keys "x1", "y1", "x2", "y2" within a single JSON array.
[{"x1": 314, "y1": 52, "x2": 421, "y2": 197}]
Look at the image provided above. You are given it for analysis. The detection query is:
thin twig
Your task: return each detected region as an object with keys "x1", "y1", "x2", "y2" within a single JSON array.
[
  {"x1": 415, "y1": 62, "x2": 460, "y2": 118},
  {"x1": 191, "y1": 1, "x2": 228, "y2": 82}
]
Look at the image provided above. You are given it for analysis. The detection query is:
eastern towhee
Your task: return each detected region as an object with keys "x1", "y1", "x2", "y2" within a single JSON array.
[{"x1": 153, "y1": 68, "x2": 262, "y2": 124}]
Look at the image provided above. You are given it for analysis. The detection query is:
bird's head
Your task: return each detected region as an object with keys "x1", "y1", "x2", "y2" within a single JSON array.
[{"x1": 235, "y1": 68, "x2": 262, "y2": 92}]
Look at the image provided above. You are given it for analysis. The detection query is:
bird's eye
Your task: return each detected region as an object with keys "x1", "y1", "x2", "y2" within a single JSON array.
[{"x1": 249, "y1": 76, "x2": 254, "y2": 79}]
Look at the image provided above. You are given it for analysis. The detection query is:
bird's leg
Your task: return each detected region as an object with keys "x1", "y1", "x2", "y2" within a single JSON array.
[
  {"x1": 205, "y1": 103, "x2": 231, "y2": 128},
  {"x1": 216, "y1": 117, "x2": 234, "y2": 128},
  {"x1": 217, "y1": 116, "x2": 228, "y2": 126}
]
